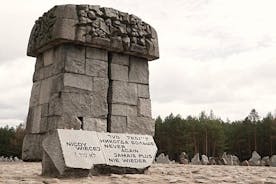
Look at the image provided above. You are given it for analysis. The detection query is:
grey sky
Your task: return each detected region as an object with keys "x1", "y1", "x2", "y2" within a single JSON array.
[{"x1": 1, "y1": 0, "x2": 276, "y2": 126}]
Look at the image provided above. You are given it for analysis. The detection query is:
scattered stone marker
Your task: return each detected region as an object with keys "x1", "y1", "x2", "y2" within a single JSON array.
[
  {"x1": 155, "y1": 153, "x2": 170, "y2": 164},
  {"x1": 261, "y1": 156, "x2": 270, "y2": 166},
  {"x1": 249, "y1": 151, "x2": 261, "y2": 166},
  {"x1": 179, "y1": 152, "x2": 189, "y2": 164},
  {"x1": 42, "y1": 129, "x2": 157, "y2": 177},
  {"x1": 191, "y1": 153, "x2": 201, "y2": 165},
  {"x1": 22, "y1": 4, "x2": 159, "y2": 161},
  {"x1": 201, "y1": 154, "x2": 209, "y2": 165},
  {"x1": 270, "y1": 155, "x2": 276, "y2": 167}
]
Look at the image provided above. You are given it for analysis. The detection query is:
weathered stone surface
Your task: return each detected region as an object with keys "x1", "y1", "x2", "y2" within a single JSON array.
[
  {"x1": 156, "y1": 153, "x2": 170, "y2": 164},
  {"x1": 179, "y1": 152, "x2": 189, "y2": 164},
  {"x1": 111, "y1": 81, "x2": 137, "y2": 105},
  {"x1": 270, "y1": 155, "x2": 276, "y2": 167},
  {"x1": 137, "y1": 84, "x2": 150, "y2": 98},
  {"x1": 191, "y1": 153, "x2": 201, "y2": 165},
  {"x1": 63, "y1": 44, "x2": 86, "y2": 74},
  {"x1": 43, "y1": 49, "x2": 54, "y2": 66},
  {"x1": 110, "y1": 116, "x2": 127, "y2": 133},
  {"x1": 62, "y1": 92, "x2": 92, "y2": 116},
  {"x1": 261, "y1": 156, "x2": 270, "y2": 166},
  {"x1": 249, "y1": 151, "x2": 261, "y2": 166},
  {"x1": 86, "y1": 47, "x2": 108, "y2": 61},
  {"x1": 29, "y1": 81, "x2": 41, "y2": 107},
  {"x1": 22, "y1": 133, "x2": 45, "y2": 161},
  {"x1": 47, "y1": 115, "x2": 82, "y2": 131},
  {"x1": 201, "y1": 155, "x2": 209, "y2": 165},
  {"x1": 39, "y1": 78, "x2": 53, "y2": 104},
  {"x1": 26, "y1": 106, "x2": 41, "y2": 133},
  {"x1": 127, "y1": 116, "x2": 155, "y2": 136},
  {"x1": 64, "y1": 73, "x2": 93, "y2": 91},
  {"x1": 83, "y1": 117, "x2": 107, "y2": 132},
  {"x1": 129, "y1": 56, "x2": 149, "y2": 84},
  {"x1": 86, "y1": 59, "x2": 108, "y2": 77},
  {"x1": 111, "y1": 104, "x2": 127, "y2": 116},
  {"x1": 110, "y1": 63, "x2": 128, "y2": 81},
  {"x1": 91, "y1": 94, "x2": 108, "y2": 118},
  {"x1": 138, "y1": 98, "x2": 152, "y2": 118},
  {"x1": 93, "y1": 77, "x2": 108, "y2": 95},
  {"x1": 111, "y1": 53, "x2": 129, "y2": 66}
]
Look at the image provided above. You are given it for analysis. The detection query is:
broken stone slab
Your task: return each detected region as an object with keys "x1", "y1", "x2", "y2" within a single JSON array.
[{"x1": 42, "y1": 129, "x2": 157, "y2": 177}]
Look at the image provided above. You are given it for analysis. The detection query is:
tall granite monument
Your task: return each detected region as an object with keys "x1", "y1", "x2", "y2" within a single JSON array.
[{"x1": 22, "y1": 4, "x2": 159, "y2": 161}]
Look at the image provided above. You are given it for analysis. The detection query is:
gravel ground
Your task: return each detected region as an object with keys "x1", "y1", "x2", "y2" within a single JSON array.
[{"x1": 0, "y1": 162, "x2": 276, "y2": 184}]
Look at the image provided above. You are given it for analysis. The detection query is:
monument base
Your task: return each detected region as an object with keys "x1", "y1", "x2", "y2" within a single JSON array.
[{"x1": 92, "y1": 165, "x2": 149, "y2": 175}]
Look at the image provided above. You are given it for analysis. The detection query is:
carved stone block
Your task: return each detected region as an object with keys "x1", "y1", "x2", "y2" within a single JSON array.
[
  {"x1": 111, "y1": 81, "x2": 137, "y2": 105},
  {"x1": 129, "y1": 56, "x2": 149, "y2": 84},
  {"x1": 110, "y1": 63, "x2": 128, "y2": 81}
]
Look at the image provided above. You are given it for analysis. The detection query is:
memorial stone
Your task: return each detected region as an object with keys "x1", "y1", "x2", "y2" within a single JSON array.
[
  {"x1": 22, "y1": 4, "x2": 159, "y2": 161},
  {"x1": 155, "y1": 153, "x2": 170, "y2": 164},
  {"x1": 42, "y1": 129, "x2": 157, "y2": 177}
]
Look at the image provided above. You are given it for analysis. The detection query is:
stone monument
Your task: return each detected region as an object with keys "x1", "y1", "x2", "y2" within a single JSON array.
[{"x1": 22, "y1": 4, "x2": 159, "y2": 162}]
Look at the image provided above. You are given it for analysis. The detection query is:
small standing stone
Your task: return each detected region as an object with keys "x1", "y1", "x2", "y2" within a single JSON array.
[{"x1": 156, "y1": 153, "x2": 170, "y2": 164}]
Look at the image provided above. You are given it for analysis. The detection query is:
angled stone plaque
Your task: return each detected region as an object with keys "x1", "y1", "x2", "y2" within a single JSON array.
[
  {"x1": 58, "y1": 129, "x2": 105, "y2": 169},
  {"x1": 42, "y1": 129, "x2": 157, "y2": 176},
  {"x1": 98, "y1": 133, "x2": 157, "y2": 169}
]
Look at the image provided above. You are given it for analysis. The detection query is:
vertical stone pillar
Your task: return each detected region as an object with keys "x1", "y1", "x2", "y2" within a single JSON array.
[{"x1": 22, "y1": 4, "x2": 159, "y2": 161}]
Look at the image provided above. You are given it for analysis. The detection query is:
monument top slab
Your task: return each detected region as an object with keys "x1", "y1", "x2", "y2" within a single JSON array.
[{"x1": 27, "y1": 4, "x2": 159, "y2": 61}]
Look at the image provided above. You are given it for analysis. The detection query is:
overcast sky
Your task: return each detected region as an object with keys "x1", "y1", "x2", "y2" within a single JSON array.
[{"x1": 1, "y1": 0, "x2": 276, "y2": 127}]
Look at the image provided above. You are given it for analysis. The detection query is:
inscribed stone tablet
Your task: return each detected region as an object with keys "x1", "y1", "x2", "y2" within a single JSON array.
[
  {"x1": 97, "y1": 133, "x2": 157, "y2": 169},
  {"x1": 58, "y1": 129, "x2": 105, "y2": 169}
]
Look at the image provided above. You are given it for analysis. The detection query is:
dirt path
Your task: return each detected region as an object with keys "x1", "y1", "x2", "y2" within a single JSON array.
[{"x1": 0, "y1": 162, "x2": 276, "y2": 183}]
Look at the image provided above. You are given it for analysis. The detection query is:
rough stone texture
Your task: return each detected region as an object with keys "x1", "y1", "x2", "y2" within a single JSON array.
[
  {"x1": 22, "y1": 134, "x2": 45, "y2": 161},
  {"x1": 27, "y1": 5, "x2": 159, "y2": 60},
  {"x1": 191, "y1": 153, "x2": 201, "y2": 165},
  {"x1": 137, "y1": 84, "x2": 150, "y2": 98},
  {"x1": 201, "y1": 155, "x2": 209, "y2": 165},
  {"x1": 86, "y1": 59, "x2": 108, "y2": 77},
  {"x1": 64, "y1": 73, "x2": 93, "y2": 91},
  {"x1": 249, "y1": 151, "x2": 261, "y2": 166},
  {"x1": 127, "y1": 116, "x2": 155, "y2": 136},
  {"x1": 129, "y1": 56, "x2": 149, "y2": 84},
  {"x1": 110, "y1": 63, "x2": 128, "y2": 81},
  {"x1": 179, "y1": 152, "x2": 189, "y2": 164},
  {"x1": 83, "y1": 117, "x2": 107, "y2": 132},
  {"x1": 110, "y1": 116, "x2": 127, "y2": 133},
  {"x1": 156, "y1": 153, "x2": 170, "y2": 164},
  {"x1": 138, "y1": 98, "x2": 152, "y2": 117},
  {"x1": 270, "y1": 155, "x2": 276, "y2": 167},
  {"x1": 111, "y1": 81, "x2": 137, "y2": 105},
  {"x1": 111, "y1": 53, "x2": 129, "y2": 66}
]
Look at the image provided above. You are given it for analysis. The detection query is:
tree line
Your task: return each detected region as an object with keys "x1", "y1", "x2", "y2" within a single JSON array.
[
  {"x1": 154, "y1": 109, "x2": 276, "y2": 161},
  {"x1": 0, "y1": 124, "x2": 25, "y2": 158}
]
